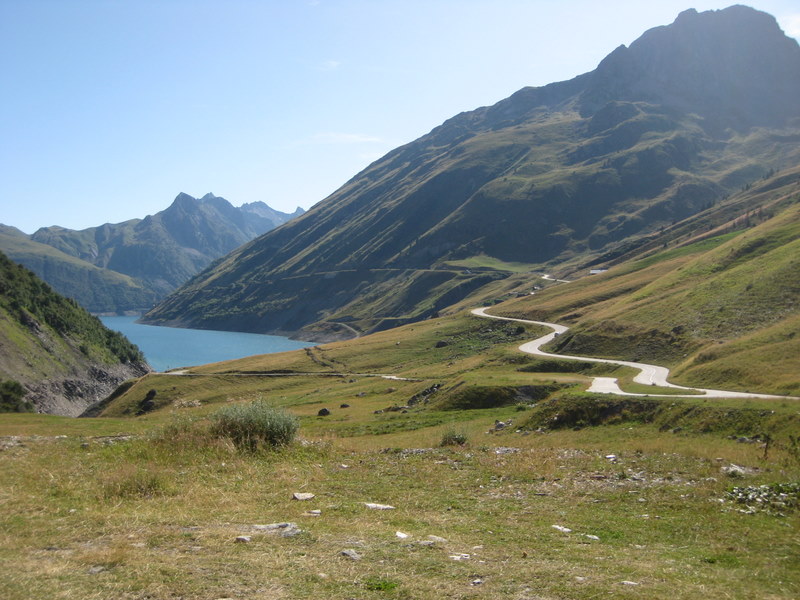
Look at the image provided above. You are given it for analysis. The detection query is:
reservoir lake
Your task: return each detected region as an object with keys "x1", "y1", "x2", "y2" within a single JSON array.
[{"x1": 100, "y1": 316, "x2": 313, "y2": 372}]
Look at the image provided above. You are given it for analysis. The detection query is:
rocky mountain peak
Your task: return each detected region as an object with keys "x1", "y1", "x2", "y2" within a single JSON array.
[{"x1": 581, "y1": 5, "x2": 800, "y2": 127}]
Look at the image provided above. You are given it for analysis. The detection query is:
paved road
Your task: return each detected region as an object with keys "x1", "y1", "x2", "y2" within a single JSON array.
[{"x1": 471, "y1": 307, "x2": 796, "y2": 400}]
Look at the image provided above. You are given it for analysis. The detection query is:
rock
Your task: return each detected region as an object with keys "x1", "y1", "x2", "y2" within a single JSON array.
[
  {"x1": 721, "y1": 464, "x2": 748, "y2": 478},
  {"x1": 317, "y1": 408, "x2": 331, "y2": 416},
  {"x1": 340, "y1": 548, "x2": 362, "y2": 561},
  {"x1": 234, "y1": 536, "x2": 251, "y2": 543},
  {"x1": 87, "y1": 565, "x2": 106, "y2": 574},
  {"x1": 395, "y1": 531, "x2": 410, "y2": 539},
  {"x1": 471, "y1": 578, "x2": 484, "y2": 586},
  {"x1": 364, "y1": 502, "x2": 395, "y2": 510},
  {"x1": 427, "y1": 535, "x2": 448, "y2": 543},
  {"x1": 340, "y1": 403, "x2": 350, "y2": 408},
  {"x1": 552, "y1": 525, "x2": 572, "y2": 533},
  {"x1": 305, "y1": 509, "x2": 322, "y2": 517},
  {"x1": 621, "y1": 581, "x2": 640, "y2": 586},
  {"x1": 292, "y1": 492, "x2": 315, "y2": 501},
  {"x1": 251, "y1": 522, "x2": 302, "y2": 537},
  {"x1": 584, "y1": 534, "x2": 600, "y2": 541},
  {"x1": 449, "y1": 553, "x2": 470, "y2": 560},
  {"x1": 435, "y1": 340, "x2": 450, "y2": 348}
]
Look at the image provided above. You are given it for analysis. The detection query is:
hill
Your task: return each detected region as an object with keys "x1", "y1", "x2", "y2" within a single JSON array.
[
  {"x1": 0, "y1": 251, "x2": 150, "y2": 415},
  {"x1": 0, "y1": 193, "x2": 303, "y2": 313},
  {"x1": 0, "y1": 225, "x2": 158, "y2": 314},
  {"x1": 142, "y1": 5, "x2": 800, "y2": 340}
]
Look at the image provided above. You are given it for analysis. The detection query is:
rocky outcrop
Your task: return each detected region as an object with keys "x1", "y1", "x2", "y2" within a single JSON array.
[{"x1": 25, "y1": 362, "x2": 150, "y2": 417}]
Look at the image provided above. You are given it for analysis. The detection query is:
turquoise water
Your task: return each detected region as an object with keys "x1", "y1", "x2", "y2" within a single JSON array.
[{"x1": 100, "y1": 316, "x2": 313, "y2": 372}]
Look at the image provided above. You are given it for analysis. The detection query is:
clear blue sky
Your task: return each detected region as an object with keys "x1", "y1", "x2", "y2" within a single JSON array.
[{"x1": 2, "y1": 0, "x2": 799, "y2": 233}]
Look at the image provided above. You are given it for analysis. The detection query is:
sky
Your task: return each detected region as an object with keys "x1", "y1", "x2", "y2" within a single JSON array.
[{"x1": 2, "y1": 0, "x2": 799, "y2": 234}]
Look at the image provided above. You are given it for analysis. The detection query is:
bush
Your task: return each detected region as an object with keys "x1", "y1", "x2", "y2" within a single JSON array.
[
  {"x1": 210, "y1": 399, "x2": 298, "y2": 451},
  {"x1": 0, "y1": 379, "x2": 32, "y2": 413},
  {"x1": 440, "y1": 429, "x2": 468, "y2": 447}
]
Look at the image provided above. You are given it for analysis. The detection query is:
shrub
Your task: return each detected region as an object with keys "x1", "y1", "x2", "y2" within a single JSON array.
[
  {"x1": 0, "y1": 379, "x2": 32, "y2": 413},
  {"x1": 210, "y1": 399, "x2": 298, "y2": 451},
  {"x1": 440, "y1": 429, "x2": 468, "y2": 447}
]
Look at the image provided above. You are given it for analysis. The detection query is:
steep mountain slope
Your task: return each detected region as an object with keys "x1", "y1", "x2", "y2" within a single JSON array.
[
  {"x1": 491, "y1": 167, "x2": 800, "y2": 395},
  {"x1": 143, "y1": 6, "x2": 800, "y2": 339},
  {"x1": 0, "y1": 251, "x2": 150, "y2": 415},
  {"x1": 1, "y1": 194, "x2": 302, "y2": 313}
]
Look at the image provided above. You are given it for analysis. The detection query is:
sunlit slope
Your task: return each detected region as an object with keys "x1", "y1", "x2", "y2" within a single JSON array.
[
  {"x1": 143, "y1": 6, "x2": 800, "y2": 338},
  {"x1": 494, "y1": 190, "x2": 800, "y2": 395},
  {"x1": 0, "y1": 251, "x2": 149, "y2": 414}
]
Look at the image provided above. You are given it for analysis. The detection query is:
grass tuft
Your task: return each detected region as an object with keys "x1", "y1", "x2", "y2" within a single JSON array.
[
  {"x1": 439, "y1": 428, "x2": 468, "y2": 446},
  {"x1": 210, "y1": 398, "x2": 299, "y2": 451}
]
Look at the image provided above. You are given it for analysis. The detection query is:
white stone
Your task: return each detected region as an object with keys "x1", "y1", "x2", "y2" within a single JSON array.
[{"x1": 364, "y1": 502, "x2": 395, "y2": 510}]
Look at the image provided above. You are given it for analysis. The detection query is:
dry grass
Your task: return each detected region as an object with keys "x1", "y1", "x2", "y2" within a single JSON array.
[{"x1": 1, "y1": 416, "x2": 798, "y2": 599}]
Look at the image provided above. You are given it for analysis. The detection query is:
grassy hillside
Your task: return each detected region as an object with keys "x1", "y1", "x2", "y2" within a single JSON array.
[
  {"x1": 0, "y1": 251, "x2": 149, "y2": 414},
  {"x1": 488, "y1": 178, "x2": 800, "y2": 395},
  {"x1": 142, "y1": 6, "x2": 800, "y2": 338},
  {"x1": 1, "y1": 302, "x2": 798, "y2": 598}
]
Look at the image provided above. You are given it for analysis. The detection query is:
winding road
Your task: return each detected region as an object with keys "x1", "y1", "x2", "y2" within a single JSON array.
[{"x1": 471, "y1": 307, "x2": 796, "y2": 400}]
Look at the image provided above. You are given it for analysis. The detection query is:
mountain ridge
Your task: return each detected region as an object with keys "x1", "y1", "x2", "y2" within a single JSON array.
[
  {"x1": 0, "y1": 193, "x2": 303, "y2": 313},
  {"x1": 142, "y1": 5, "x2": 800, "y2": 340}
]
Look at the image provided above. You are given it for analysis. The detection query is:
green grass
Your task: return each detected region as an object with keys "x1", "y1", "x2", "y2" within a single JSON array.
[
  {"x1": 441, "y1": 254, "x2": 539, "y2": 273},
  {"x1": 1, "y1": 414, "x2": 798, "y2": 599}
]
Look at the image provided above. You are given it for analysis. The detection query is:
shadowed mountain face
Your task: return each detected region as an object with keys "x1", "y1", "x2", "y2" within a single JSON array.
[
  {"x1": 1, "y1": 194, "x2": 303, "y2": 313},
  {"x1": 143, "y1": 6, "x2": 800, "y2": 339}
]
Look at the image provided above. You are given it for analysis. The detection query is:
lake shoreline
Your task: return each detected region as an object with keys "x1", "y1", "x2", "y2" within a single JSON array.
[{"x1": 100, "y1": 316, "x2": 314, "y2": 373}]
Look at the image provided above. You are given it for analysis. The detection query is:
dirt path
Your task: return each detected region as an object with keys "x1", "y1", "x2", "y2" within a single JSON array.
[{"x1": 471, "y1": 307, "x2": 796, "y2": 400}]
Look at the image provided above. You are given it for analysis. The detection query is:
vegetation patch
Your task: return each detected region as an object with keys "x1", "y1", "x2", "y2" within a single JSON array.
[
  {"x1": 436, "y1": 384, "x2": 568, "y2": 410},
  {"x1": 521, "y1": 394, "x2": 800, "y2": 442},
  {"x1": 439, "y1": 428, "x2": 468, "y2": 446},
  {"x1": 0, "y1": 379, "x2": 32, "y2": 413},
  {"x1": 517, "y1": 359, "x2": 599, "y2": 373},
  {"x1": 209, "y1": 399, "x2": 299, "y2": 451}
]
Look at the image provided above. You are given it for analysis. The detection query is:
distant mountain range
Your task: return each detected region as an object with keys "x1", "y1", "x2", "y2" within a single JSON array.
[
  {"x1": 0, "y1": 193, "x2": 303, "y2": 313},
  {"x1": 142, "y1": 5, "x2": 800, "y2": 340}
]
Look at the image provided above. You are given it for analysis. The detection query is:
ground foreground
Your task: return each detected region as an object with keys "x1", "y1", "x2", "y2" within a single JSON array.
[
  {"x1": 2, "y1": 310, "x2": 798, "y2": 599},
  {"x1": 1, "y1": 407, "x2": 798, "y2": 599}
]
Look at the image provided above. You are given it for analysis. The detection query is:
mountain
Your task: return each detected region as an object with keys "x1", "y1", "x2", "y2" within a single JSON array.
[
  {"x1": 0, "y1": 194, "x2": 303, "y2": 313},
  {"x1": 0, "y1": 251, "x2": 150, "y2": 415},
  {"x1": 0, "y1": 225, "x2": 158, "y2": 314},
  {"x1": 143, "y1": 6, "x2": 800, "y2": 340}
]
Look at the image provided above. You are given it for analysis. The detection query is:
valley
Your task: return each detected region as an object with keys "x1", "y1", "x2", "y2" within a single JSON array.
[{"x1": 1, "y1": 5, "x2": 799, "y2": 599}]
